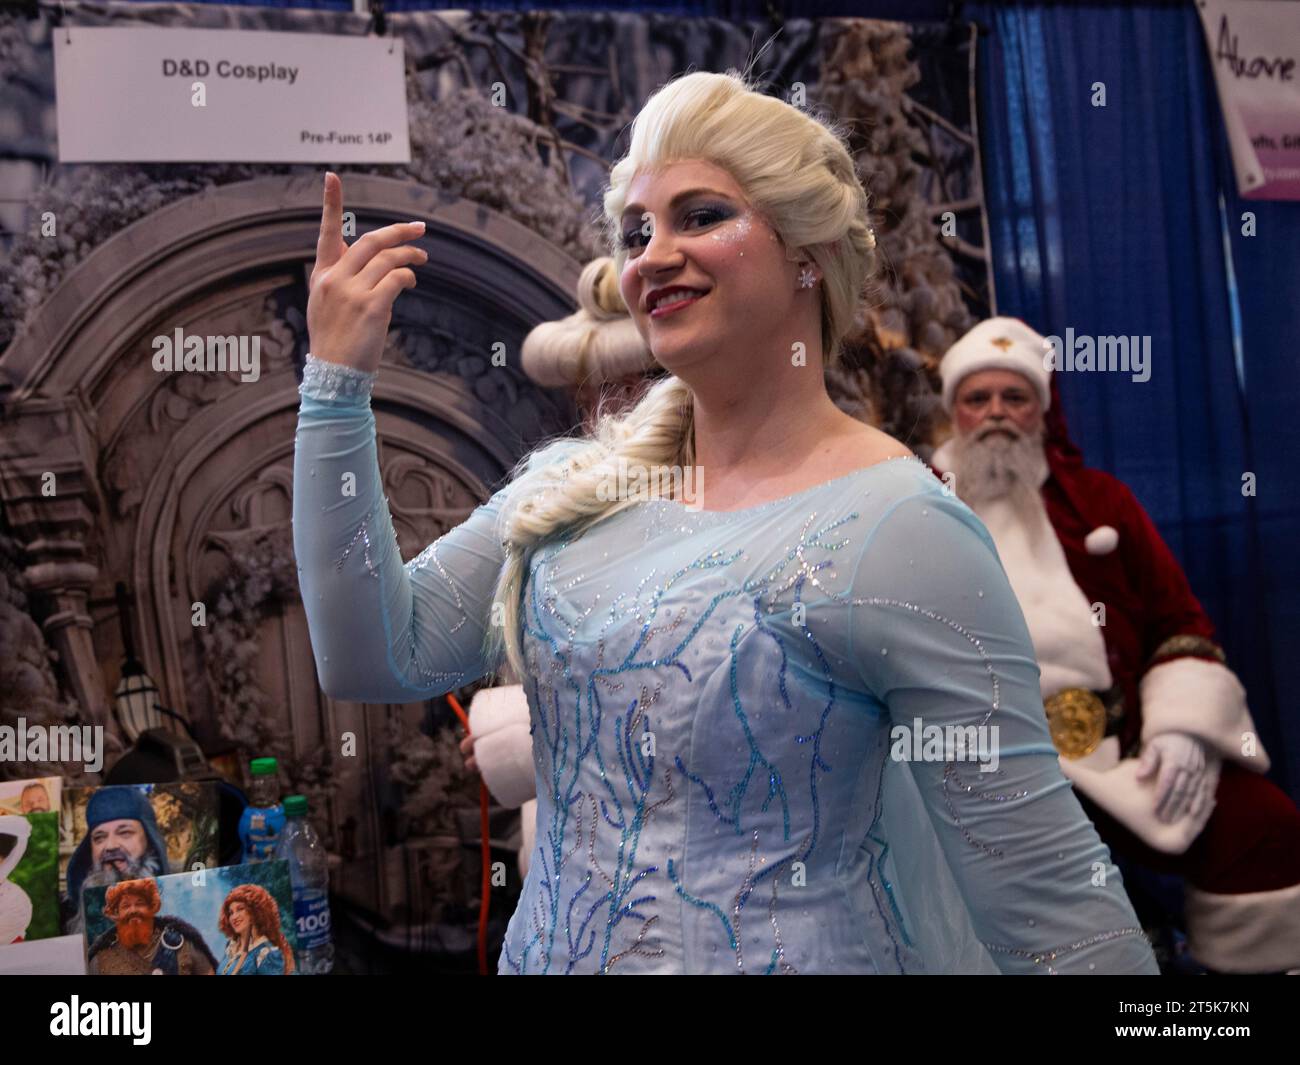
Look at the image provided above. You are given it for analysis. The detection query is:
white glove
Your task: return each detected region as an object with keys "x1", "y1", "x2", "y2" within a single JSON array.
[{"x1": 1136, "y1": 732, "x2": 1220, "y2": 823}]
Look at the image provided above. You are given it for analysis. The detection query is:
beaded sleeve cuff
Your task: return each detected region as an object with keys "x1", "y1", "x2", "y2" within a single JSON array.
[{"x1": 300, "y1": 353, "x2": 377, "y2": 403}]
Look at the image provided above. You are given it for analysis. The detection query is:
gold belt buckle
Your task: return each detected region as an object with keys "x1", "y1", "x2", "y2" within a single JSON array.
[{"x1": 1043, "y1": 687, "x2": 1107, "y2": 759}]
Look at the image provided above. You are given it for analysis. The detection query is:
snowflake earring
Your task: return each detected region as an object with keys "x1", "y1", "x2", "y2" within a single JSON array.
[{"x1": 798, "y1": 264, "x2": 818, "y2": 289}]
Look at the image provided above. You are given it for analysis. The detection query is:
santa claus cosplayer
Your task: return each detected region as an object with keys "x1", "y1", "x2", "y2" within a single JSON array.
[{"x1": 928, "y1": 316, "x2": 1300, "y2": 974}]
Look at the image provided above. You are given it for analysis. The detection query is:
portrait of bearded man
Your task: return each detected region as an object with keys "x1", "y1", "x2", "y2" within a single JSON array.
[
  {"x1": 86, "y1": 878, "x2": 216, "y2": 976},
  {"x1": 63, "y1": 787, "x2": 169, "y2": 934}
]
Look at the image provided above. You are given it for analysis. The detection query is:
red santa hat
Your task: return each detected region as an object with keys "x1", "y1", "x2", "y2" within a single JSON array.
[{"x1": 939, "y1": 316, "x2": 1052, "y2": 413}]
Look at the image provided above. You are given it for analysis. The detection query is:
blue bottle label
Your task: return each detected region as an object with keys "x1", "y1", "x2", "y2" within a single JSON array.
[
  {"x1": 240, "y1": 805, "x2": 286, "y2": 862},
  {"x1": 294, "y1": 891, "x2": 332, "y2": 951}
]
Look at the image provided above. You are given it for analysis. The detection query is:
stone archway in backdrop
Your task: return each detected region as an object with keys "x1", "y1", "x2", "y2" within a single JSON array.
[{"x1": 1, "y1": 173, "x2": 579, "y2": 909}]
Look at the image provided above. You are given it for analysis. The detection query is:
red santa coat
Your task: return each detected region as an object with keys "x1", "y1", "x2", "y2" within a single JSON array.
[
  {"x1": 931, "y1": 386, "x2": 1300, "y2": 971},
  {"x1": 1039, "y1": 442, "x2": 1244, "y2": 765}
]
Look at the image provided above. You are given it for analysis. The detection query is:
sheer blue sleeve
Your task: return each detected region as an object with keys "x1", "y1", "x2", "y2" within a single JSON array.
[
  {"x1": 850, "y1": 491, "x2": 1159, "y2": 974},
  {"x1": 291, "y1": 354, "x2": 522, "y2": 703}
]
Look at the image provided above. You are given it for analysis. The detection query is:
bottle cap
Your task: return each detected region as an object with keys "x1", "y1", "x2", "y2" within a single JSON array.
[
  {"x1": 283, "y1": 794, "x2": 308, "y2": 816},
  {"x1": 250, "y1": 757, "x2": 278, "y2": 776}
]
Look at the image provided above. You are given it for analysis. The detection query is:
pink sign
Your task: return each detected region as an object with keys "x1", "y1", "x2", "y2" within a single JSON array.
[{"x1": 1198, "y1": 0, "x2": 1300, "y2": 201}]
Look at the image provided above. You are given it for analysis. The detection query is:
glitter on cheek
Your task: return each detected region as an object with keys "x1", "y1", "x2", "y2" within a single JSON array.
[{"x1": 709, "y1": 210, "x2": 754, "y2": 257}]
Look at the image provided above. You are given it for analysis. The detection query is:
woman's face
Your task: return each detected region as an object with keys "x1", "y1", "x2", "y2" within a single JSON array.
[
  {"x1": 229, "y1": 901, "x2": 250, "y2": 934},
  {"x1": 617, "y1": 159, "x2": 803, "y2": 375}
]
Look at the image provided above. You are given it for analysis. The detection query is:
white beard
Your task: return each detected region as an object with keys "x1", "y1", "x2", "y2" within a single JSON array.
[{"x1": 949, "y1": 424, "x2": 1050, "y2": 522}]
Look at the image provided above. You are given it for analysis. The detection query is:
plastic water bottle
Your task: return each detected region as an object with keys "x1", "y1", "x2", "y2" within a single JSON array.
[
  {"x1": 275, "y1": 794, "x2": 334, "y2": 974},
  {"x1": 239, "y1": 757, "x2": 286, "y2": 863}
]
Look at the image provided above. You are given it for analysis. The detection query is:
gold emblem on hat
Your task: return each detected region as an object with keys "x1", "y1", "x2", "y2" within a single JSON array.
[
  {"x1": 991, "y1": 337, "x2": 1013, "y2": 350},
  {"x1": 1043, "y1": 688, "x2": 1107, "y2": 758}
]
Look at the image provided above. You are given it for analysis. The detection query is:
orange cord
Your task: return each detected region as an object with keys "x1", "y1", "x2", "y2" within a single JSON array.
[{"x1": 444, "y1": 691, "x2": 491, "y2": 976}]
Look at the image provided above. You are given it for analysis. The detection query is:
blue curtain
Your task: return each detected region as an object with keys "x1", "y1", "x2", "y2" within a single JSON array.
[{"x1": 971, "y1": 0, "x2": 1298, "y2": 802}]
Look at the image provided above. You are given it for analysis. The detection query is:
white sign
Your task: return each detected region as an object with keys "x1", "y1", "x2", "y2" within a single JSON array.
[
  {"x1": 54, "y1": 27, "x2": 410, "y2": 163},
  {"x1": 1196, "y1": 0, "x2": 1300, "y2": 201}
]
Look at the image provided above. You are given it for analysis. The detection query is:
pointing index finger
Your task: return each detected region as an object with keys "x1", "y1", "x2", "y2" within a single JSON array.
[{"x1": 316, "y1": 171, "x2": 344, "y2": 270}]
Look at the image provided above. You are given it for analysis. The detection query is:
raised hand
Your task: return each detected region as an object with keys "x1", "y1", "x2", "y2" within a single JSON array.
[{"x1": 306, "y1": 171, "x2": 428, "y2": 373}]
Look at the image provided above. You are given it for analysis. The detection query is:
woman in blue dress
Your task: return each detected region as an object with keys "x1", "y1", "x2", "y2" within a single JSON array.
[
  {"x1": 292, "y1": 69, "x2": 1160, "y2": 975},
  {"x1": 218, "y1": 884, "x2": 294, "y2": 975}
]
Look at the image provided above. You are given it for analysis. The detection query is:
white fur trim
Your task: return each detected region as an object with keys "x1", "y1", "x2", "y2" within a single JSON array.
[
  {"x1": 1058, "y1": 745, "x2": 1215, "y2": 855},
  {"x1": 1084, "y1": 525, "x2": 1119, "y2": 555},
  {"x1": 971, "y1": 493, "x2": 1113, "y2": 697},
  {"x1": 468, "y1": 685, "x2": 537, "y2": 809},
  {"x1": 939, "y1": 317, "x2": 1052, "y2": 412},
  {"x1": 467, "y1": 684, "x2": 529, "y2": 734},
  {"x1": 1140, "y1": 657, "x2": 1270, "y2": 772},
  {"x1": 1184, "y1": 881, "x2": 1300, "y2": 972}
]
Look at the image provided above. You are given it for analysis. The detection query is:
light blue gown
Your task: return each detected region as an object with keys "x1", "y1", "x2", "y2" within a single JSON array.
[{"x1": 292, "y1": 354, "x2": 1160, "y2": 975}]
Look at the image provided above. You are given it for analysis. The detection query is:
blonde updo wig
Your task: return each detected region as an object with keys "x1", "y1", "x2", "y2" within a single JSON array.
[
  {"x1": 482, "y1": 68, "x2": 879, "y2": 684},
  {"x1": 602, "y1": 68, "x2": 878, "y2": 367}
]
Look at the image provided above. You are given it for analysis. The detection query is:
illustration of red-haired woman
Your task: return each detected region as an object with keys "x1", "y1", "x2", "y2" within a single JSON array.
[{"x1": 217, "y1": 883, "x2": 296, "y2": 975}]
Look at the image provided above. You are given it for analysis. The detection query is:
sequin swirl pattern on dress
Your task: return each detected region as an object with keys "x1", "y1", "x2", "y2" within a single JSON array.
[{"x1": 500, "y1": 497, "x2": 910, "y2": 974}]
